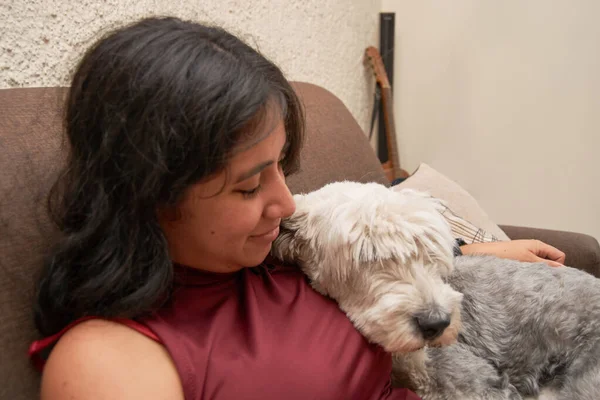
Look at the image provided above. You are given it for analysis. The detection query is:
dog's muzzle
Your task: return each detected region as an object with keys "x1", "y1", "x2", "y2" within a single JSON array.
[{"x1": 414, "y1": 312, "x2": 451, "y2": 341}]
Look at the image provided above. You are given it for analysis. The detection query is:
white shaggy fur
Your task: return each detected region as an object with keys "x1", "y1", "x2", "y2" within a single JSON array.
[
  {"x1": 273, "y1": 181, "x2": 463, "y2": 353},
  {"x1": 271, "y1": 181, "x2": 600, "y2": 400}
]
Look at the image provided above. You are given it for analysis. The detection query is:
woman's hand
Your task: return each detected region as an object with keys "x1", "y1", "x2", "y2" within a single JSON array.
[{"x1": 460, "y1": 239, "x2": 566, "y2": 267}]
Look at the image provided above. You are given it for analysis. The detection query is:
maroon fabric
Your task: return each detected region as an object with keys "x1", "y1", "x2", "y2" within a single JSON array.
[
  {"x1": 141, "y1": 261, "x2": 420, "y2": 400},
  {"x1": 27, "y1": 263, "x2": 420, "y2": 399}
]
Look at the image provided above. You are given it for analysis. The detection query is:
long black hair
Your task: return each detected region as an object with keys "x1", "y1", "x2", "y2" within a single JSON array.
[{"x1": 34, "y1": 16, "x2": 304, "y2": 336}]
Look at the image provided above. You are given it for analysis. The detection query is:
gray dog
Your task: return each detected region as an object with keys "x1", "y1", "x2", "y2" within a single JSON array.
[{"x1": 271, "y1": 181, "x2": 600, "y2": 400}]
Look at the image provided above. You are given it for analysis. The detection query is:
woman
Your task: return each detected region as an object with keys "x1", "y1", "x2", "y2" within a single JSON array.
[{"x1": 31, "y1": 16, "x2": 565, "y2": 400}]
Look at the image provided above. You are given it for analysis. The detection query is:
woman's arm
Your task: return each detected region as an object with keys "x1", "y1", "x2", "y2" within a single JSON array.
[
  {"x1": 41, "y1": 319, "x2": 184, "y2": 400},
  {"x1": 460, "y1": 239, "x2": 566, "y2": 267}
]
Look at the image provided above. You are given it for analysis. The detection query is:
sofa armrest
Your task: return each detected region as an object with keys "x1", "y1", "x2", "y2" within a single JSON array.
[{"x1": 499, "y1": 225, "x2": 600, "y2": 277}]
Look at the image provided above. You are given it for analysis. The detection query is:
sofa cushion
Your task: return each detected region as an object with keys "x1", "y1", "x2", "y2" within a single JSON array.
[
  {"x1": 287, "y1": 82, "x2": 388, "y2": 194},
  {"x1": 393, "y1": 163, "x2": 510, "y2": 242},
  {"x1": 0, "y1": 87, "x2": 68, "y2": 399}
]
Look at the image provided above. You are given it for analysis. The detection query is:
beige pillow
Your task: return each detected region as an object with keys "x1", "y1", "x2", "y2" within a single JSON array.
[{"x1": 392, "y1": 163, "x2": 510, "y2": 243}]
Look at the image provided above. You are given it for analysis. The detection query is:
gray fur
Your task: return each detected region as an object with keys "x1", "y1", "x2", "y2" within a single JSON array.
[{"x1": 396, "y1": 255, "x2": 600, "y2": 400}]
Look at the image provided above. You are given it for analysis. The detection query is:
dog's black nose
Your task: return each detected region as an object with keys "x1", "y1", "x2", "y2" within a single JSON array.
[{"x1": 415, "y1": 314, "x2": 450, "y2": 340}]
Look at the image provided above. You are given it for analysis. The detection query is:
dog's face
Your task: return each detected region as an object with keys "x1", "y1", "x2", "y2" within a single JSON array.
[{"x1": 272, "y1": 181, "x2": 464, "y2": 353}]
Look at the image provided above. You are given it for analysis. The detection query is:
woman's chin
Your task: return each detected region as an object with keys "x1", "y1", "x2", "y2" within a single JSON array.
[
  {"x1": 240, "y1": 248, "x2": 272, "y2": 268},
  {"x1": 243, "y1": 240, "x2": 276, "y2": 264}
]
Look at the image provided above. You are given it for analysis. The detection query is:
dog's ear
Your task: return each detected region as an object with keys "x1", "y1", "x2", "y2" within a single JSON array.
[
  {"x1": 270, "y1": 208, "x2": 309, "y2": 264},
  {"x1": 390, "y1": 189, "x2": 456, "y2": 276},
  {"x1": 353, "y1": 188, "x2": 455, "y2": 275}
]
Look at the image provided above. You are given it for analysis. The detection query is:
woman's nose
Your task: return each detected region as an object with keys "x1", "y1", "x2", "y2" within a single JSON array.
[{"x1": 264, "y1": 178, "x2": 296, "y2": 220}]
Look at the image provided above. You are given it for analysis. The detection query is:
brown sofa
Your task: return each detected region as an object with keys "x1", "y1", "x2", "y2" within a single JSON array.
[{"x1": 1, "y1": 82, "x2": 599, "y2": 399}]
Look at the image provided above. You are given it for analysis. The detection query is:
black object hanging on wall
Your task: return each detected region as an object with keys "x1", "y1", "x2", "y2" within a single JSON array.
[{"x1": 377, "y1": 12, "x2": 395, "y2": 163}]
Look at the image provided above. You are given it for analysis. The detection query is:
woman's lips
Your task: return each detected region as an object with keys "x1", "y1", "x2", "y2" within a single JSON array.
[{"x1": 251, "y1": 226, "x2": 280, "y2": 242}]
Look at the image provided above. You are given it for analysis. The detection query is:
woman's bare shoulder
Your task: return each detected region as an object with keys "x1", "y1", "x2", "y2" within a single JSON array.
[{"x1": 41, "y1": 318, "x2": 184, "y2": 400}]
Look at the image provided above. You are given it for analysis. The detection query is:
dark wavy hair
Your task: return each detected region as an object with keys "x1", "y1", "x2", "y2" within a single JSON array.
[{"x1": 34, "y1": 16, "x2": 304, "y2": 336}]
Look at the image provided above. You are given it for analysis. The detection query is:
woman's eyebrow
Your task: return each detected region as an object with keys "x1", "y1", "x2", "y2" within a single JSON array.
[{"x1": 235, "y1": 160, "x2": 274, "y2": 183}]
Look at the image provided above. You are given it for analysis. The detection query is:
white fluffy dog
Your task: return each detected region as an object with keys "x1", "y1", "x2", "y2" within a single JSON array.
[
  {"x1": 273, "y1": 181, "x2": 463, "y2": 353},
  {"x1": 271, "y1": 181, "x2": 600, "y2": 400}
]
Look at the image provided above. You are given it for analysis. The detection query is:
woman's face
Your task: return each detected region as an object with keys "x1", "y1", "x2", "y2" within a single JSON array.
[{"x1": 159, "y1": 119, "x2": 296, "y2": 273}]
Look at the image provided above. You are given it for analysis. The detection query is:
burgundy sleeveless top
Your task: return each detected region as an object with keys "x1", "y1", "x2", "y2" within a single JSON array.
[{"x1": 30, "y1": 261, "x2": 420, "y2": 400}]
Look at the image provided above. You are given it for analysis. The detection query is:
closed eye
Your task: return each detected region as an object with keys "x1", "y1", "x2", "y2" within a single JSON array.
[{"x1": 239, "y1": 185, "x2": 261, "y2": 199}]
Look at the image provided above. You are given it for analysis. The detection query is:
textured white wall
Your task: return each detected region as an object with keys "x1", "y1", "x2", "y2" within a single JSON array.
[
  {"x1": 382, "y1": 0, "x2": 600, "y2": 241},
  {"x1": 0, "y1": 0, "x2": 381, "y2": 133}
]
